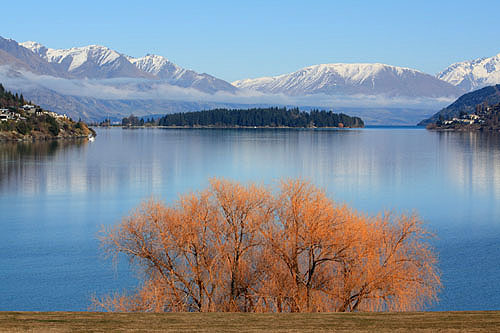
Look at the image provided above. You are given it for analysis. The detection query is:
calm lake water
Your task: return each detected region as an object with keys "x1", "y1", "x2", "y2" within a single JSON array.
[{"x1": 1, "y1": 127, "x2": 499, "y2": 311}]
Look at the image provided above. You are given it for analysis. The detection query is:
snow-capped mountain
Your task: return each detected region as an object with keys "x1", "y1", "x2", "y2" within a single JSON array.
[
  {"x1": 128, "y1": 54, "x2": 237, "y2": 93},
  {"x1": 0, "y1": 35, "x2": 469, "y2": 124},
  {"x1": 128, "y1": 54, "x2": 181, "y2": 78},
  {"x1": 233, "y1": 63, "x2": 463, "y2": 98},
  {"x1": 437, "y1": 53, "x2": 500, "y2": 92},
  {"x1": 0, "y1": 37, "x2": 235, "y2": 94},
  {"x1": 18, "y1": 41, "x2": 236, "y2": 93},
  {"x1": 21, "y1": 41, "x2": 153, "y2": 79},
  {"x1": 0, "y1": 37, "x2": 62, "y2": 76}
]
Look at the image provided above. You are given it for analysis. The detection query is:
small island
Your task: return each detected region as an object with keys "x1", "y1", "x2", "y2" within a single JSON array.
[
  {"x1": 121, "y1": 107, "x2": 364, "y2": 128},
  {"x1": 0, "y1": 84, "x2": 95, "y2": 141}
]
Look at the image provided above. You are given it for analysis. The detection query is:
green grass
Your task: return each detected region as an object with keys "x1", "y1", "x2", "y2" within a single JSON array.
[{"x1": 1, "y1": 311, "x2": 499, "y2": 332}]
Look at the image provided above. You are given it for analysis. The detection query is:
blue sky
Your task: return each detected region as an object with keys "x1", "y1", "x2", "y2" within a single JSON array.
[{"x1": 4, "y1": 0, "x2": 500, "y2": 82}]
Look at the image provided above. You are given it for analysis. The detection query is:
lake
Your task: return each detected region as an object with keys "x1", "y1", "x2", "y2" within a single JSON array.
[{"x1": 1, "y1": 127, "x2": 499, "y2": 311}]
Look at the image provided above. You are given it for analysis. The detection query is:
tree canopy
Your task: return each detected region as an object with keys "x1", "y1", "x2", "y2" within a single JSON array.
[
  {"x1": 152, "y1": 107, "x2": 364, "y2": 128},
  {"x1": 0, "y1": 83, "x2": 26, "y2": 108},
  {"x1": 93, "y1": 178, "x2": 440, "y2": 313}
]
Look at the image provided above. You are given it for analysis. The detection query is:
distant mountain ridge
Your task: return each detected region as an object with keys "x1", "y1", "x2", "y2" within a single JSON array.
[
  {"x1": 0, "y1": 37, "x2": 236, "y2": 94},
  {"x1": 437, "y1": 53, "x2": 500, "y2": 92},
  {"x1": 0, "y1": 37, "x2": 62, "y2": 77},
  {"x1": 233, "y1": 63, "x2": 463, "y2": 98},
  {"x1": 2, "y1": 35, "x2": 468, "y2": 99},
  {"x1": 3, "y1": 35, "x2": 500, "y2": 125},
  {"x1": 128, "y1": 54, "x2": 236, "y2": 93},
  {"x1": 21, "y1": 41, "x2": 152, "y2": 79}
]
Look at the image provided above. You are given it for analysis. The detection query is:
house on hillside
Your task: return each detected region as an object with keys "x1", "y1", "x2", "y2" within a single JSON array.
[
  {"x1": 0, "y1": 108, "x2": 11, "y2": 121},
  {"x1": 0, "y1": 109, "x2": 26, "y2": 121},
  {"x1": 42, "y1": 110, "x2": 68, "y2": 119}
]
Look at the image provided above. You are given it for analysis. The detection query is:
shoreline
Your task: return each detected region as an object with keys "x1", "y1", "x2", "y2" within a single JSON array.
[
  {"x1": 94, "y1": 125, "x2": 363, "y2": 129},
  {"x1": 0, "y1": 133, "x2": 95, "y2": 142},
  {"x1": 426, "y1": 127, "x2": 500, "y2": 132}
]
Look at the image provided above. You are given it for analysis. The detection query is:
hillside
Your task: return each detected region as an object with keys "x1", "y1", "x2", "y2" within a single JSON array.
[
  {"x1": 426, "y1": 102, "x2": 500, "y2": 131},
  {"x1": 419, "y1": 84, "x2": 500, "y2": 125},
  {"x1": 0, "y1": 37, "x2": 63, "y2": 77},
  {"x1": 0, "y1": 84, "x2": 95, "y2": 140}
]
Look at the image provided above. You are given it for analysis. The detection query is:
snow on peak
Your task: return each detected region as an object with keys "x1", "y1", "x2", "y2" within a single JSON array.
[
  {"x1": 234, "y1": 63, "x2": 421, "y2": 86},
  {"x1": 233, "y1": 62, "x2": 459, "y2": 98},
  {"x1": 21, "y1": 42, "x2": 125, "y2": 72},
  {"x1": 48, "y1": 45, "x2": 121, "y2": 70},
  {"x1": 304, "y1": 63, "x2": 421, "y2": 82},
  {"x1": 21, "y1": 40, "x2": 45, "y2": 50},
  {"x1": 128, "y1": 54, "x2": 181, "y2": 76},
  {"x1": 2, "y1": 36, "x2": 237, "y2": 92},
  {"x1": 20, "y1": 41, "x2": 49, "y2": 57},
  {"x1": 437, "y1": 52, "x2": 500, "y2": 91}
]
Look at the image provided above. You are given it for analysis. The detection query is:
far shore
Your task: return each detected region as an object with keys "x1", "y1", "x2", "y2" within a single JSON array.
[{"x1": 93, "y1": 125, "x2": 362, "y2": 129}]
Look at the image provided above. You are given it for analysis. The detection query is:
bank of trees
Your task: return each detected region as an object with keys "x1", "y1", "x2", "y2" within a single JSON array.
[
  {"x1": 155, "y1": 108, "x2": 364, "y2": 128},
  {"x1": 122, "y1": 115, "x2": 144, "y2": 127},
  {"x1": 0, "y1": 83, "x2": 25, "y2": 108},
  {"x1": 93, "y1": 179, "x2": 440, "y2": 312}
]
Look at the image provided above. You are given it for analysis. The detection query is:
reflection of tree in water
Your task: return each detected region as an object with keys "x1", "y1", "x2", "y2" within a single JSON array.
[
  {"x1": 0, "y1": 139, "x2": 88, "y2": 191},
  {"x1": 0, "y1": 139, "x2": 87, "y2": 160}
]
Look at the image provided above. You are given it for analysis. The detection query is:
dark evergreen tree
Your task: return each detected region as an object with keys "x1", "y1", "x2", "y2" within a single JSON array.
[{"x1": 155, "y1": 107, "x2": 363, "y2": 128}]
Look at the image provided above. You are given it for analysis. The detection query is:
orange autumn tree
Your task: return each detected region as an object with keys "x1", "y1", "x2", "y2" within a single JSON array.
[
  {"x1": 259, "y1": 179, "x2": 357, "y2": 312},
  {"x1": 332, "y1": 212, "x2": 440, "y2": 312},
  {"x1": 92, "y1": 178, "x2": 440, "y2": 312}
]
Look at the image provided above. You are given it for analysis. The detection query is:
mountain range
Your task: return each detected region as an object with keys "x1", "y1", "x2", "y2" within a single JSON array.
[
  {"x1": 1, "y1": 35, "x2": 500, "y2": 124},
  {"x1": 18, "y1": 40, "x2": 236, "y2": 94},
  {"x1": 233, "y1": 63, "x2": 461, "y2": 98},
  {"x1": 437, "y1": 53, "x2": 500, "y2": 92}
]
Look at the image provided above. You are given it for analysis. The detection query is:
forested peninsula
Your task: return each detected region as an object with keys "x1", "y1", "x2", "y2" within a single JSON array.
[
  {"x1": 0, "y1": 84, "x2": 95, "y2": 141},
  {"x1": 421, "y1": 84, "x2": 500, "y2": 131},
  {"x1": 122, "y1": 107, "x2": 364, "y2": 128}
]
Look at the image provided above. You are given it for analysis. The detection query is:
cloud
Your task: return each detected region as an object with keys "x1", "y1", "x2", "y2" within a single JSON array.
[{"x1": 0, "y1": 65, "x2": 454, "y2": 110}]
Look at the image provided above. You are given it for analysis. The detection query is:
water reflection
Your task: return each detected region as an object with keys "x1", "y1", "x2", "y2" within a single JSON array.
[
  {"x1": 0, "y1": 140, "x2": 89, "y2": 196},
  {"x1": 1, "y1": 128, "x2": 500, "y2": 204}
]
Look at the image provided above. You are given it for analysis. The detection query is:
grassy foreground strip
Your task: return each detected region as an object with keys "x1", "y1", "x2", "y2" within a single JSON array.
[{"x1": 1, "y1": 311, "x2": 499, "y2": 332}]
